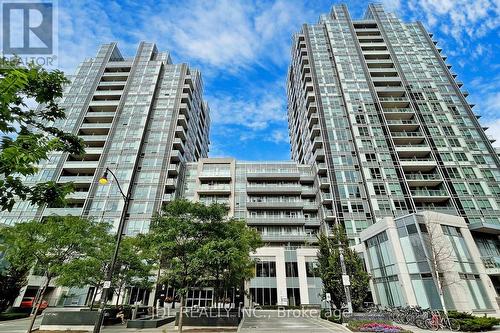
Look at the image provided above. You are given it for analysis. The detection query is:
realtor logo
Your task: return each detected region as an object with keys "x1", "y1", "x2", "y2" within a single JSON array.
[{"x1": 2, "y1": 1, "x2": 53, "y2": 54}]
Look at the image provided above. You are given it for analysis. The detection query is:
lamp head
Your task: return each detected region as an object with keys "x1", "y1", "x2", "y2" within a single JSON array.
[{"x1": 99, "y1": 170, "x2": 109, "y2": 185}]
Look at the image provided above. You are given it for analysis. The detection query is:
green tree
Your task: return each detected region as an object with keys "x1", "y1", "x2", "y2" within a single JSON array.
[
  {"x1": 111, "y1": 237, "x2": 154, "y2": 306},
  {"x1": 0, "y1": 264, "x2": 29, "y2": 313},
  {"x1": 55, "y1": 230, "x2": 114, "y2": 309},
  {"x1": 0, "y1": 58, "x2": 84, "y2": 212},
  {"x1": 147, "y1": 200, "x2": 259, "y2": 333},
  {"x1": 0, "y1": 216, "x2": 111, "y2": 332},
  {"x1": 198, "y1": 216, "x2": 261, "y2": 307},
  {"x1": 317, "y1": 225, "x2": 370, "y2": 311}
]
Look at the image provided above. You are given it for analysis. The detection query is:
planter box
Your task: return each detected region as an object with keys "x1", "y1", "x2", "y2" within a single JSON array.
[
  {"x1": 175, "y1": 308, "x2": 242, "y2": 327},
  {"x1": 127, "y1": 316, "x2": 175, "y2": 328},
  {"x1": 40, "y1": 310, "x2": 98, "y2": 331}
]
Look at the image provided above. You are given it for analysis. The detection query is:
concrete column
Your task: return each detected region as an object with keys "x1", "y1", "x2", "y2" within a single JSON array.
[
  {"x1": 297, "y1": 248, "x2": 317, "y2": 305},
  {"x1": 274, "y1": 248, "x2": 287, "y2": 306}
]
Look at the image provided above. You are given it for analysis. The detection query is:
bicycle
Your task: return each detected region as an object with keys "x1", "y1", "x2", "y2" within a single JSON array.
[{"x1": 427, "y1": 310, "x2": 460, "y2": 331}]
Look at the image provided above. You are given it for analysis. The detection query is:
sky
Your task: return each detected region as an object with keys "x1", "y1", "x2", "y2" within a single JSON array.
[{"x1": 54, "y1": 0, "x2": 500, "y2": 160}]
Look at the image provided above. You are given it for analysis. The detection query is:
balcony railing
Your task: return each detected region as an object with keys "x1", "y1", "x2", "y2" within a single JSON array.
[
  {"x1": 411, "y1": 189, "x2": 449, "y2": 196},
  {"x1": 405, "y1": 174, "x2": 442, "y2": 181}
]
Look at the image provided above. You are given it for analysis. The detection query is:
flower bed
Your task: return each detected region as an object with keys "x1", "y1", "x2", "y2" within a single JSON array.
[
  {"x1": 347, "y1": 320, "x2": 412, "y2": 333},
  {"x1": 359, "y1": 322, "x2": 404, "y2": 333}
]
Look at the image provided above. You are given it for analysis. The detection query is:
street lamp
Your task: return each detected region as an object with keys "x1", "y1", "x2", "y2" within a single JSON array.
[{"x1": 93, "y1": 167, "x2": 131, "y2": 333}]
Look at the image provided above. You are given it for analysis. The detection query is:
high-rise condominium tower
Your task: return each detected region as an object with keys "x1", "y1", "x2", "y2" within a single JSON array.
[
  {"x1": 287, "y1": 2, "x2": 499, "y2": 277},
  {"x1": 2, "y1": 42, "x2": 210, "y2": 305}
]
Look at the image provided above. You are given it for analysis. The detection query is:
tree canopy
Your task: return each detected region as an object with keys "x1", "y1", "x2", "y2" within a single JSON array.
[
  {"x1": 0, "y1": 58, "x2": 84, "y2": 212},
  {"x1": 317, "y1": 225, "x2": 370, "y2": 310},
  {"x1": 143, "y1": 199, "x2": 261, "y2": 332}
]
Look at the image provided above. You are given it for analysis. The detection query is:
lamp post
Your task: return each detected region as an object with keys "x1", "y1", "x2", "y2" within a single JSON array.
[{"x1": 92, "y1": 167, "x2": 131, "y2": 333}]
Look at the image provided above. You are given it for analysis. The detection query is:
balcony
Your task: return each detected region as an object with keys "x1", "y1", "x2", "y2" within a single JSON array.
[
  {"x1": 405, "y1": 173, "x2": 443, "y2": 187},
  {"x1": 321, "y1": 192, "x2": 332, "y2": 204},
  {"x1": 313, "y1": 149, "x2": 325, "y2": 162},
  {"x1": 58, "y1": 175, "x2": 94, "y2": 184},
  {"x1": 177, "y1": 114, "x2": 188, "y2": 129},
  {"x1": 43, "y1": 207, "x2": 83, "y2": 216},
  {"x1": 303, "y1": 202, "x2": 318, "y2": 211},
  {"x1": 199, "y1": 171, "x2": 232, "y2": 181},
  {"x1": 324, "y1": 209, "x2": 335, "y2": 221},
  {"x1": 246, "y1": 217, "x2": 304, "y2": 226},
  {"x1": 172, "y1": 138, "x2": 185, "y2": 153},
  {"x1": 260, "y1": 233, "x2": 318, "y2": 243},
  {"x1": 307, "y1": 102, "x2": 317, "y2": 118},
  {"x1": 80, "y1": 122, "x2": 112, "y2": 129},
  {"x1": 170, "y1": 150, "x2": 182, "y2": 162},
  {"x1": 63, "y1": 161, "x2": 99, "y2": 169},
  {"x1": 468, "y1": 220, "x2": 500, "y2": 235},
  {"x1": 319, "y1": 177, "x2": 330, "y2": 189},
  {"x1": 308, "y1": 113, "x2": 319, "y2": 129},
  {"x1": 378, "y1": 96, "x2": 410, "y2": 108},
  {"x1": 400, "y1": 157, "x2": 437, "y2": 172},
  {"x1": 317, "y1": 163, "x2": 327, "y2": 173},
  {"x1": 310, "y1": 124, "x2": 320, "y2": 137},
  {"x1": 101, "y1": 72, "x2": 128, "y2": 82},
  {"x1": 246, "y1": 201, "x2": 304, "y2": 209},
  {"x1": 391, "y1": 131, "x2": 426, "y2": 145},
  {"x1": 301, "y1": 188, "x2": 316, "y2": 197},
  {"x1": 246, "y1": 185, "x2": 302, "y2": 195},
  {"x1": 305, "y1": 218, "x2": 321, "y2": 227},
  {"x1": 481, "y1": 256, "x2": 500, "y2": 275},
  {"x1": 312, "y1": 137, "x2": 323, "y2": 149},
  {"x1": 165, "y1": 178, "x2": 177, "y2": 190},
  {"x1": 386, "y1": 119, "x2": 419, "y2": 131},
  {"x1": 411, "y1": 189, "x2": 449, "y2": 202},
  {"x1": 198, "y1": 184, "x2": 232, "y2": 194},
  {"x1": 175, "y1": 126, "x2": 186, "y2": 140},
  {"x1": 167, "y1": 163, "x2": 180, "y2": 176},
  {"x1": 395, "y1": 145, "x2": 431, "y2": 158},
  {"x1": 163, "y1": 193, "x2": 175, "y2": 202},
  {"x1": 66, "y1": 191, "x2": 89, "y2": 200}
]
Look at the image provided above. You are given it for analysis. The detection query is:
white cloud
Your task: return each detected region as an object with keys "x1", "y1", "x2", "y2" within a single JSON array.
[
  {"x1": 132, "y1": 0, "x2": 316, "y2": 72},
  {"x1": 408, "y1": 0, "x2": 500, "y2": 44},
  {"x1": 207, "y1": 88, "x2": 286, "y2": 131},
  {"x1": 484, "y1": 119, "x2": 500, "y2": 148}
]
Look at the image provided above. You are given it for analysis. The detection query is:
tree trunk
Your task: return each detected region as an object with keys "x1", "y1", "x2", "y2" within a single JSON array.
[
  {"x1": 115, "y1": 285, "x2": 122, "y2": 306},
  {"x1": 26, "y1": 276, "x2": 51, "y2": 333},
  {"x1": 178, "y1": 294, "x2": 184, "y2": 333}
]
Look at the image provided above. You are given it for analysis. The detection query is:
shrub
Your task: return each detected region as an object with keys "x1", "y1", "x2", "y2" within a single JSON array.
[
  {"x1": 0, "y1": 312, "x2": 30, "y2": 321},
  {"x1": 320, "y1": 309, "x2": 343, "y2": 323},
  {"x1": 456, "y1": 317, "x2": 500, "y2": 332},
  {"x1": 448, "y1": 311, "x2": 474, "y2": 320}
]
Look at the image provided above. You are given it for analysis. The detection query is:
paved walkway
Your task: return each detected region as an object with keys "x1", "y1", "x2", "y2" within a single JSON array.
[{"x1": 238, "y1": 310, "x2": 349, "y2": 333}]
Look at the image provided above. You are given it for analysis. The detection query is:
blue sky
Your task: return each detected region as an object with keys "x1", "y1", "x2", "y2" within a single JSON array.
[{"x1": 56, "y1": 0, "x2": 500, "y2": 160}]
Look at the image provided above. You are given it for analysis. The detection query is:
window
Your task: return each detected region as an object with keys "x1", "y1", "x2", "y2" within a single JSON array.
[
  {"x1": 355, "y1": 115, "x2": 366, "y2": 124},
  {"x1": 453, "y1": 183, "x2": 469, "y2": 195},
  {"x1": 447, "y1": 168, "x2": 460, "y2": 178},
  {"x1": 462, "y1": 167, "x2": 476, "y2": 178},
  {"x1": 448, "y1": 138, "x2": 460, "y2": 147},
  {"x1": 256, "y1": 261, "x2": 276, "y2": 277},
  {"x1": 474, "y1": 155, "x2": 486, "y2": 165},
  {"x1": 358, "y1": 127, "x2": 369, "y2": 136},
  {"x1": 469, "y1": 183, "x2": 485, "y2": 195},
  {"x1": 374, "y1": 184, "x2": 387, "y2": 195},
  {"x1": 441, "y1": 153, "x2": 453, "y2": 162},
  {"x1": 370, "y1": 168, "x2": 382, "y2": 179},
  {"x1": 477, "y1": 199, "x2": 492, "y2": 210},
  {"x1": 455, "y1": 153, "x2": 468, "y2": 162},
  {"x1": 285, "y1": 262, "x2": 299, "y2": 277},
  {"x1": 365, "y1": 153, "x2": 377, "y2": 162},
  {"x1": 305, "y1": 262, "x2": 318, "y2": 277},
  {"x1": 442, "y1": 126, "x2": 455, "y2": 136},
  {"x1": 394, "y1": 200, "x2": 407, "y2": 210},
  {"x1": 461, "y1": 199, "x2": 476, "y2": 211}
]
